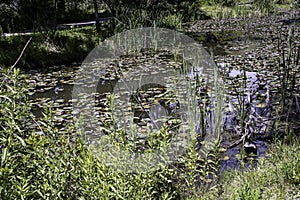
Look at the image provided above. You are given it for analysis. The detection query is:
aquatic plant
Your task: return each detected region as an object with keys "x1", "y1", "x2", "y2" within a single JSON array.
[{"x1": 272, "y1": 25, "x2": 300, "y2": 141}]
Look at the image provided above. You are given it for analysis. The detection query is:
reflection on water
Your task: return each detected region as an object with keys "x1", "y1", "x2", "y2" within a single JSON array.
[
  {"x1": 28, "y1": 69, "x2": 118, "y2": 117},
  {"x1": 30, "y1": 83, "x2": 74, "y2": 117}
]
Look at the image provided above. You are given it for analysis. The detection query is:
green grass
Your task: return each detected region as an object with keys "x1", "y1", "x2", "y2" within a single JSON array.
[
  {"x1": 200, "y1": 0, "x2": 296, "y2": 19},
  {"x1": 201, "y1": 4, "x2": 256, "y2": 19},
  {"x1": 200, "y1": 140, "x2": 300, "y2": 199}
]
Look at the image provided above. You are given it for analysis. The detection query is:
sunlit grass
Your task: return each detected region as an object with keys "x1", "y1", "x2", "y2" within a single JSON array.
[
  {"x1": 201, "y1": 1, "x2": 296, "y2": 19},
  {"x1": 201, "y1": 4, "x2": 259, "y2": 19},
  {"x1": 200, "y1": 140, "x2": 300, "y2": 199}
]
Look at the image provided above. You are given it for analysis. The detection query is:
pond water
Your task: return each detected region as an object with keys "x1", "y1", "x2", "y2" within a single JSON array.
[{"x1": 24, "y1": 35, "x2": 299, "y2": 171}]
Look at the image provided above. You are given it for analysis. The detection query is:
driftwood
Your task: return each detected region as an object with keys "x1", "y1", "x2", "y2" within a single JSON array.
[{"x1": 227, "y1": 129, "x2": 251, "y2": 149}]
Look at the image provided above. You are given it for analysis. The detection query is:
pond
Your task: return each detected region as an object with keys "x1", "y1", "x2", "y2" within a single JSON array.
[
  {"x1": 24, "y1": 13, "x2": 300, "y2": 172},
  {"x1": 22, "y1": 47, "x2": 262, "y2": 171}
]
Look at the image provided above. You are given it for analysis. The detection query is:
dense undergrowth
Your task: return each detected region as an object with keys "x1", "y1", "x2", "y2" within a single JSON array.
[
  {"x1": 0, "y1": 66, "x2": 223, "y2": 199},
  {"x1": 0, "y1": 27, "x2": 101, "y2": 68},
  {"x1": 202, "y1": 139, "x2": 300, "y2": 199}
]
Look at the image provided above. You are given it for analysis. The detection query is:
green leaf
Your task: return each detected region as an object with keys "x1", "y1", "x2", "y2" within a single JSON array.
[
  {"x1": 0, "y1": 95, "x2": 12, "y2": 103},
  {"x1": 1, "y1": 147, "x2": 7, "y2": 166},
  {"x1": 16, "y1": 135, "x2": 26, "y2": 147},
  {"x1": 14, "y1": 124, "x2": 22, "y2": 134},
  {"x1": 5, "y1": 84, "x2": 15, "y2": 94}
]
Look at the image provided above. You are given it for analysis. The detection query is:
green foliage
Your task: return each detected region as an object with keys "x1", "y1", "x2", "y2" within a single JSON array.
[
  {"x1": 0, "y1": 66, "x2": 177, "y2": 199},
  {"x1": 276, "y1": 27, "x2": 299, "y2": 115},
  {"x1": 253, "y1": 0, "x2": 277, "y2": 15},
  {"x1": 0, "y1": 67, "x2": 36, "y2": 199},
  {"x1": 0, "y1": 27, "x2": 100, "y2": 67},
  {"x1": 200, "y1": 3, "x2": 258, "y2": 19},
  {"x1": 279, "y1": 144, "x2": 300, "y2": 185},
  {"x1": 0, "y1": 0, "x2": 208, "y2": 34},
  {"x1": 0, "y1": 62, "x2": 224, "y2": 199},
  {"x1": 0, "y1": 0, "x2": 95, "y2": 33},
  {"x1": 200, "y1": 0, "x2": 298, "y2": 19},
  {"x1": 104, "y1": 0, "x2": 208, "y2": 33},
  {"x1": 210, "y1": 0, "x2": 237, "y2": 6},
  {"x1": 159, "y1": 12, "x2": 184, "y2": 29},
  {"x1": 236, "y1": 183, "x2": 263, "y2": 200},
  {"x1": 198, "y1": 0, "x2": 238, "y2": 6}
]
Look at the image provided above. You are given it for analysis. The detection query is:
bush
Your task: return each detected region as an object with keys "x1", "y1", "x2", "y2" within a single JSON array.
[
  {"x1": 0, "y1": 67, "x2": 180, "y2": 199},
  {"x1": 0, "y1": 65, "x2": 224, "y2": 198},
  {"x1": 0, "y1": 27, "x2": 100, "y2": 68}
]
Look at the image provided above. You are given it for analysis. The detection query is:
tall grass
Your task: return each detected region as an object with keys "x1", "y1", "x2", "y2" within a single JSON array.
[
  {"x1": 272, "y1": 25, "x2": 300, "y2": 141},
  {"x1": 201, "y1": 3, "x2": 257, "y2": 19},
  {"x1": 105, "y1": 2, "x2": 202, "y2": 33},
  {"x1": 253, "y1": 0, "x2": 277, "y2": 15},
  {"x1": 201, "y1": 0, "x2": 292, "y2": 19}
]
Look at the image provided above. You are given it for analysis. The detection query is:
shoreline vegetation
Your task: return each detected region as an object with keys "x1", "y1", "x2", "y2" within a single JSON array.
[
  {"x1": 1, "y1": 0, "x2": 300, "y2": 199},
  {"x1": 0, "y1": 27, "x2": 101, "y2": 68},
  {"x1": 1, "y1": 1, "x2": 298, "y2": 68}
]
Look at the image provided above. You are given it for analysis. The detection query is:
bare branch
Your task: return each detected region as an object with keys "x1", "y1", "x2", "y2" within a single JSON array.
[
  {"x1": 0, "y1": 37, "x2": 32, "y2": 89},
  {"x1": 12, "y1": 37, "x2": 32, "y2": 68}
]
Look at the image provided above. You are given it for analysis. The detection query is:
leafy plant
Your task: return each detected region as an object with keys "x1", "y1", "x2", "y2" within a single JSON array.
[{"x1": 253, "y1": 0, "x2": 277, "y2": 15}]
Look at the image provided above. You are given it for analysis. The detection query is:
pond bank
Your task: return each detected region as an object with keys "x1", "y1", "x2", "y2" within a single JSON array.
[
  {"x1": 0, "y1": 27, "x2": 103, "y2": 68},
  {"x1": 2, "y1": 8, "x2": 299, "y2": 69}
]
